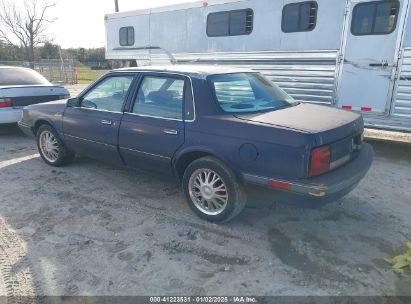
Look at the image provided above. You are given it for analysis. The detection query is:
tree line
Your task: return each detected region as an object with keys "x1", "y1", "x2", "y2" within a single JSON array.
[
  {"x1": 0, "y1": 0, "x2": 109, "y2": 68},
  {"x1": 0, "y1": 40, "x2": 108, "y2": 66}
]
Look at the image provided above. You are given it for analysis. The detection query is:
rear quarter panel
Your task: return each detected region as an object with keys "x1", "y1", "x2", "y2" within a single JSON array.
[{"x1": 181, "y1": 116, "x2": 315, "y2": 180}]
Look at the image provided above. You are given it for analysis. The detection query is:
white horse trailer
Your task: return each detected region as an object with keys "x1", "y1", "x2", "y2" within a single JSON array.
[{"x1": 105, "y1": 0, "x2": 411, "y2": 131}]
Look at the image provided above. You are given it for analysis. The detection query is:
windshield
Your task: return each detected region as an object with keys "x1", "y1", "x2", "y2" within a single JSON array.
[
  {"x1": 0, "y1": 68, "x2": 51, "y2": 86},
  {"x1": 208, "y1": 73, "x2": 298, "y2": 113}
]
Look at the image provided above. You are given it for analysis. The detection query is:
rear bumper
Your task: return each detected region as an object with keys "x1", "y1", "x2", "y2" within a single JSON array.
[
  {"x1": 0, "y1": 108, "x2": 22, "y2": 124},
  {"x1": 243, "y1": 142, "x2": 374, "y2": 206}
]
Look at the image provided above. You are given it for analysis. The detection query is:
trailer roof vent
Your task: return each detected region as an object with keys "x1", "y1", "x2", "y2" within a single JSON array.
[{"x1": 282, "y1": 1, "x2": 318, "y2": 33}]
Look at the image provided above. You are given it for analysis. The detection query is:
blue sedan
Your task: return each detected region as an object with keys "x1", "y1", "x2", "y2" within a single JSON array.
[{"x1": 18, "y1": 66, "x2": 374, "y2": 222}]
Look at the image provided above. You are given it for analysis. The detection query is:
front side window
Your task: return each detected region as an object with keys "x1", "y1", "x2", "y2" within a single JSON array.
[
  {"x1": 81, "y1": 76, "x2": 134, "y2": 112},
  {"x1": 133, "y1": 76, "x2": 185, "y2": 120},
  {"x1": 119, "y1": 26, "x2": 135, "y2": 46},
  {"x1": 207, "y1": 9, "x2": 253, "y2": 37},
  {"x1": 351, "y1": 0, "x2": 399, "y2": 35},
  {"x1": 282, "y1": 1, "x2": 318, "y2": 33},
  {"x1": 208, "y1": 73, "x2": 298, "y2": 113}
]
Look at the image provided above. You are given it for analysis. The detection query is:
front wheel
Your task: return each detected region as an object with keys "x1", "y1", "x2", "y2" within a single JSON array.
[
  {"x1": 182, "y1": 156, "x2": 247, "y2": 223},
  {"x1": 36, "y1": 125, "x2": 74, "y2": 167}
]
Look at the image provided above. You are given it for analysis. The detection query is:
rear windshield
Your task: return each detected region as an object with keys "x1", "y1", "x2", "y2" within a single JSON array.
[
  {"x1": 0, "y1": 68, "x2": 51, "y2": 86},
  {"x1": 208, "y1": 73, "x2": 297, "y2": 113}
]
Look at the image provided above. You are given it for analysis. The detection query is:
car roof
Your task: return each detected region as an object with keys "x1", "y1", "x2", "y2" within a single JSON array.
[{"x1": 111, "y1": 65, "x2": 254, "y2": 79}]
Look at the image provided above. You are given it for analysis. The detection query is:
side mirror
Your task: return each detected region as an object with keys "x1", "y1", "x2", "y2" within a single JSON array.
[{"x1": 67, "y1": 98, "x2": 79, "y2": 107}]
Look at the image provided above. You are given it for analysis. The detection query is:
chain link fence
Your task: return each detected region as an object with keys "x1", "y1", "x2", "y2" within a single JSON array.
[{"x1": 0, "y1": 59, "x2": 76, "y2": 84}]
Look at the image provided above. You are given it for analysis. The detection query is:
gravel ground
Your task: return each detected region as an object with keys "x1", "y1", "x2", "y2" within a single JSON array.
[
  {"x1": 0, "y1": 124, "x2": 410, "y2": 296},
  {"x1": 0, "y1": 84, "x2": 410, "y2": 296}
]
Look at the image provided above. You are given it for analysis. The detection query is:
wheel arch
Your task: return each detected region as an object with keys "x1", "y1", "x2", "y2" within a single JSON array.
[
  {"x1": 33, "y1": 119, "x2": 57, "y2": 135},
  {"x1": 173, "y1": 147, "x2": 242, "y2": 182}
]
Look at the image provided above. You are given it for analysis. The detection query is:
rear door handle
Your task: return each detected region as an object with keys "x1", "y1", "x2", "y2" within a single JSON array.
[
  {"x1": 101, "y1": 119, "x2": 114, "y2": 125},
  {"x1": 164, "y1": 129, "x2": 178, "y2": 135}
]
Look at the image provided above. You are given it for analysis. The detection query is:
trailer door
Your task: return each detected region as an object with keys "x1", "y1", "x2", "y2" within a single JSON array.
[{"x1": 337, "y1": 0, "x2": 407, "y2": 114}]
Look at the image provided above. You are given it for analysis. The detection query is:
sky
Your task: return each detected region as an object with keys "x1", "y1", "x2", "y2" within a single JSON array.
[{"x1": 20, "y1": 0, "x2": 199, "y2": 48}]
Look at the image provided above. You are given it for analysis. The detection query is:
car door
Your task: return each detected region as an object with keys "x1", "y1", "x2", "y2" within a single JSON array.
[
  {"x1": 63, "y1": 74, "x2": 135, "y2": 164},
  {"x1": 119, "y1": 73, "x2": 191, "y2": 174}
]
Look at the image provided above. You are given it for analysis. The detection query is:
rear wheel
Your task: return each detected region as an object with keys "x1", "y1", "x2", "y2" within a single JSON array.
[
  {"x1": 182, "y1": 156, "x2": 246, "y2": 223},
  {"x1": 36, "y1": 125, "x2": 74, "y2": 167}
]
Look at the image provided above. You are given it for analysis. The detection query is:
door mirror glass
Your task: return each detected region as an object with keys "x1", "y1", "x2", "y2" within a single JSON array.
[{"x1": 67, "y1": 98, "x2": 79, "y2": 107}]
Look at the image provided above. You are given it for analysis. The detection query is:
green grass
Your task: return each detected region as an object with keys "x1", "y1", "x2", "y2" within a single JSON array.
[
  {"x1": 35, "y1": 66, "x2": 106, "y2": 85},
  {"x1": 76, "y1": 68, "x2": 107, "y2": 84}
]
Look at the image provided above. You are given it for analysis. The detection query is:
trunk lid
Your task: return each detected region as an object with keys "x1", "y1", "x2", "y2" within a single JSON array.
[
  {"x1": 0, "y1": 85, "x2": 69, "y2": 107},
  {"x1": 234, "y1": 103, "x2": 363, "y2": 144}
]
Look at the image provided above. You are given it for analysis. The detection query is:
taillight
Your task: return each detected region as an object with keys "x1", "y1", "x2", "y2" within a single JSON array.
[
  {"x1": 0, "y1": 98, "x2": 12, "y2": 108},
  {"x1": 309, "y1": 146, "x2": 331, "y2": 177}
]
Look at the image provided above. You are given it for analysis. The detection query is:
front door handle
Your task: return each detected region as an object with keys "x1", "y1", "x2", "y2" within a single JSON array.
[
  {"x1": 164, "y1": 129, "x2": 178, "y2": 135},
  {"x1": 101, "y1": 119, "x2": 114, "y2": 125}
]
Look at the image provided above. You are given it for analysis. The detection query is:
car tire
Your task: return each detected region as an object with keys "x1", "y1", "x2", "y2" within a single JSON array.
[
  {"x1": 182, "y1": 156, "x2": 247, "y2": 223},
  {"x1": 36, "y1": 124, "x2": 74, "y2": 167}
]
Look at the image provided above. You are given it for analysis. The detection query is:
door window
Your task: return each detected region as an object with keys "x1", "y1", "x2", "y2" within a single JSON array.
[
  {"x1": 119, "y1": 27, "x2": 134, "y2": 46},
  {"x1": 133, "y1": 76, "x2": 185, "y2": 120},
  {"x1": 81, "y1": 76, "x2": 134, "y2": 112},
  {"x1": 207, "y1": 12, "x2": 230, "y2": 37},
  {"x1": 207, "y1": 9, "x2": 254, "y2": 37},
  {"x1": 351, "y1": 0, "x2": 399, "y2": 35},
  {"x1": 282, "y1": 1, "x2": 318, "y2": 33}
]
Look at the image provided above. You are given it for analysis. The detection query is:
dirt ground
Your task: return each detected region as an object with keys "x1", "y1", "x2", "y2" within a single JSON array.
[{"x1": 0, "y1": 85, "x2": 410, "y2": 296}]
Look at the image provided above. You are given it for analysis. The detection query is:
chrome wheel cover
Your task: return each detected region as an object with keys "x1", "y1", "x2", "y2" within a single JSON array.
[
  {"x1": 188, "y1": 169, "x2": 228, "y2": 216},
  {"x1": 39, "y1": 130, "x2": 60, "y2": 163}
]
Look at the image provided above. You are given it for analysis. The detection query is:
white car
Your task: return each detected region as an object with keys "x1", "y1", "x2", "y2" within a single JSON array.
[{"x1": 0, "y1": 66, "x2": 70, "y2": 124}]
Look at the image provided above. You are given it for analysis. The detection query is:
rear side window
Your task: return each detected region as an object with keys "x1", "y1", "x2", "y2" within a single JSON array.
[
  {"x1": 133, "y1": 76, "x2": 185, "y2": 120},
  {"x1": 0, "y1": 68, "x2": 51, "y2": 86},
  {"x1": 351, "y1": 0, "x2": 399, "y2": 35},
  {"x1": 119, "y1": 26, "x2": 134, "y2": 46},
  {"x1": 282, "y1": 1, "x2": 318, "y2": 33},
  {"x1": 207, "y1": 9, "x2": 253, "y2": 37}
]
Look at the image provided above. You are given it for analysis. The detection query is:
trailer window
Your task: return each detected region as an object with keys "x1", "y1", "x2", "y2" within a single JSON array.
[
  {"x1": 282, "y1": 1, "x2": 318, "y2": 33},
  {"x1": 207, "y1": 9, "x2": 253, "y2": 37},
  {"x1": 351, "y1": 1, "x2": 399, "y2": 35},
  {"x1": 119, "y1": 26, "x2": 134, "y2": 46}
]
